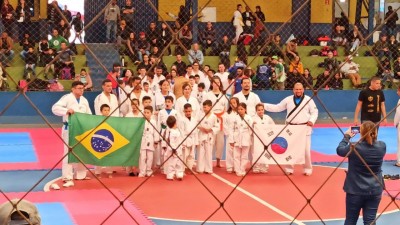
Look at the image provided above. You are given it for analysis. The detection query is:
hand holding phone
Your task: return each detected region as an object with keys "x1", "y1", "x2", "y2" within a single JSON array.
[{"x1": 351, "y1": 126, "x2": 360, "y2": 134}]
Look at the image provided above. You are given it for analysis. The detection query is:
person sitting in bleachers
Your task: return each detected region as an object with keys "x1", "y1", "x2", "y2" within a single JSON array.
[
  {"x1": 394, "y1": 56, "x2": 400, "y2": 81},
  {"x1": 346, "y1": 25, "x2": 362, "y2": 55},
  {"x1": 57, "y1": 19, "x2": 71, "y2": 40},
  {"x1": 147, "y1": 22, "x2": 159, "y2": 49},
  {"x1": 172, "y1": 54, "x2": 187, "y2": 76},
  {"x1": 269, "y1": 34, "x2": 283, "y2": 58},
  {"x1": 321, "y1": 51, "x2": 339, "y2": 72},
  {"x1": 137, "y1": 54, "x2": 151, "y2": 71},
  {"x1": 75, "y1": 68, "x2": 93, "y2": 91},
  {"x1": 340, "y1": 55, "x2": 362, "y2": 88},
  {"x1": 0, "y1": 32, "x2": 14, "y2": 67},
  {"x1": 389, "y1": 35, "x2": 400, "y2": 61},
  {"x1": 38, "y1": 36, "x2": 50, "y2": 66},
  {"x1": 188, "y1": 43, "x2": 204, "y2": 65},
  {"x1": 176, "y1": 25, "x2": 192, "y2": 55},
  {"x1": 216, "y1": 35, "x2": 231, "y2": 68},
  {"x1": 330, "y1": 72, "x2": 343, "y2": 90},
  {"x1": 116, "y1": 19, "x2": 130, "y2": 53},
  {"x1": 43, "y1": 48, "x2": 56, "y2": 79},
  {"x1": 23, "y1": 46, "x2": 37, "y2": 79},
  {"x1": 56, "y1": 42, "x2": 75, "y2": 79},
  {"x1": 137, "y1": 32, "x2": 150, "y2": 63},
  {"x1": 314, "y1": 69, "x2": 332, "y2": 90},
  {"x1": 150, "y1": 46, "x2": 161, "y2": 58},
  {"x1": 19, "y1": 32, "x2": 35, "y2": 59},
  {"x1": 285, "y1": 68, "x2": 303, "y2": 90},
  {"x1": 332, "y1": 24, "x2": 347, "y2": 48},
  {"x1": 199, "y1": 21, "x2": 217, "y2": 56},
  {"x1": 124, "y1": 32, "x2": 138, "y2": 63},
  {"x1": 285, "y1": 38, "x2": 298, "y2": 61},
  {"x1": 289, "y1": 55, "x2": 304, "y2": 75},
  {"x1": 255, "y1": 57, "x2": 271, "y2": 90},
  {"x1": 159, "y1": 22, "x2": 172, "y2": 56},
  {"x1": 376, "y1": 57, "x2": 394, "y2": 89},
  {"x1": 372, "y1": 33, "x2": 391, "y2": 60},
  {"x1": 302, "y1": 68, "x2": 314, "y2": 89},
  {"x1": 49, "y1": 28, "x2": 68, "y2": 52}
]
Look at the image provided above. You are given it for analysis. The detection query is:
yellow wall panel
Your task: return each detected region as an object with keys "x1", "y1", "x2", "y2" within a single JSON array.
[
  {"x1": 159, "y1": 0, "x2": 292, "y2": 22},
  {"x1": 311, "y1": 0, "x2": 333, "y2": 23}
]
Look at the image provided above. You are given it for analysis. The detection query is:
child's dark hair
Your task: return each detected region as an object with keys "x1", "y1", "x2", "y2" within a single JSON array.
[
  {"x1": 228, "y1": 97, "x2": 239, "y2": 114},
  {"x1": 142, "y1": 95, "x2": 152, "y2": 102},
  {"x1": 143, "y1": 81, "x2": 149, "y2": 86},
  {"x1": 238, "y1": 102, "x2": 247, "y2": 111},
  {"x1": 131, "y1": 98, "x2": 140, "y2": 105},
  {"x1": 144, "y1": 105, "x2": 153, "y2": 113},
  {"x1": 166, "y1": 115, "x2": 177, "y2": 128},
  {"x1": 184, "y1": 103, "x2": 192, "y2": 109},
  {"x1": 198, "y1": 82, "x2": 205, "y2": 89},
  {"x1": 165, "y1": 95, "x2": 174, "y2": 102},
  {"x1": 100, "y1": 104, "x2": 110, "y2": 112},
  {"x1": 255, "y1": 103, "x2": 264, "y2": 111},
  {"x1": 203, "y1": 100, "x2": 212, "y2": 107}
]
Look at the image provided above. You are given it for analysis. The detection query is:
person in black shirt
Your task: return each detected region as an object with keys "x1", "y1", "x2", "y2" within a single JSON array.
[
  {"x1": 172, "y1": 54, "x2": 187, "y2": 76},
  {"x1": 330, "y1": 72, "x2": 343, "y2": 90},
  {"x1": 121, "y1": 0, "x2": 135, "y2": 31},
  {"x1": 354, "y1": 76, "x2": 387, "y2": 126},
  {"x1": 24, "y1": 46, "x2": 37, "y2": 79},
  {"x1": 385, "y1": 6, "x2": 399, "y2": 36}
]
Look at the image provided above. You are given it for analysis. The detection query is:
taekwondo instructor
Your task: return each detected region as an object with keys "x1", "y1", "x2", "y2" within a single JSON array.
[
  {"x1": 263, "y1": 82, "x2": 318, "y2": 176},
  {"x1": 52, "y1": 81, "x2": 92, "y2": 187}
]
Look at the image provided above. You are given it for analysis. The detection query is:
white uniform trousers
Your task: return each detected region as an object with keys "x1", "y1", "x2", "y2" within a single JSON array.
[
  {"x1": 139, "y1": 149, "x2": 154, "y2": 177},
  {"x1": 214, "y1": 130, "x2": 225, "y2": 160},
  {"x1": 234, "y1": 146, "x2": 249, "y2": 176},
  {"x1": 225, "y1": 143, "x2": 234, "y2": 172},
  {"x1": 183, "y1": 146, "x2": 195, "y2": 171},
  {"x1": 197, "y1": 141, "x2": 213, "y2": 173},
  {"x1": 285, "y1": 134, "x2": 312, "y2": 174},
  {"x1": 62, "y1": 127, "x2": 87, "y2": 180},
  {"x1": 153, "y1": 143, "x2": 162, "y2": 168},
  {"x1": 165, "y1": 150, "x2": 184, "y2": 179}
]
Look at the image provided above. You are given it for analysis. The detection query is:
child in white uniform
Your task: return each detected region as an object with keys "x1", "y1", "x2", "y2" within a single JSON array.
[
  {"x1": 224, "y1": 97, "x2": 239, "y2": 173},
  {"x1": 231, "y1": 102, "x2": 253, "y2": 176},
  {"x1": 252, "y1": 103, "x2": 275, "y2": 173},
  {"x1": 197, "y1": 100, "x2": 219, "y2": 174},
  {"x1": 178, "y1": 103, "x2": 199, "y2": 173},
  {"x1": 165, "y1": 116, "x2": 184, "y2": 180},
  {"x1": 139, "y1": 106, "x2": 159, "y2": 177}
]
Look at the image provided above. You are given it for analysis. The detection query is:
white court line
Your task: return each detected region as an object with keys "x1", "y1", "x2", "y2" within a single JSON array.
[
  {"x1": 211, "y1": 173, "x2": 306, "y2": 225},
  {"x1": 43, "y1": 176, "x2": 62, "y2": 192}
]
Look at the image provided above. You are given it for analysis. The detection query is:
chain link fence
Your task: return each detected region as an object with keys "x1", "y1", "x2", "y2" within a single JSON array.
[{"x1": 0, "y1": 0, "x2": 400, "y2": 224}]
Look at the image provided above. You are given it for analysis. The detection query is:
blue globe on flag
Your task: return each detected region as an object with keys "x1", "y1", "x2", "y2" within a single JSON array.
[
  {"x1": 91, "y1": 129, "x2": 114, "y2": 153},
  {"x1": 271, "y1": 137, "x2": 288, "y2": 154}
]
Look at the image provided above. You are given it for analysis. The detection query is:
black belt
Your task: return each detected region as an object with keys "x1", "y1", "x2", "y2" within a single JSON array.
[{"x1": 287, "y1": 122, "x2": 307, "y2": 125}]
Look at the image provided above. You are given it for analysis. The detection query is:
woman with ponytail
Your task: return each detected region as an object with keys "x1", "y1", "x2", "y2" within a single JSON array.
[{"x1": 336, "y1": 121, "x2": 386, "y2": 225}]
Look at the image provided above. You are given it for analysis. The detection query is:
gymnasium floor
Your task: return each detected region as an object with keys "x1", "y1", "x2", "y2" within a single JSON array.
[{"x1": 0, "y1": 125, "x2": 399, "y2": 225}]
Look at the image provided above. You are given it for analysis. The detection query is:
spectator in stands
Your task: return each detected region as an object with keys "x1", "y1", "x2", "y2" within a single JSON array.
[
  {"x1": 104, "y1": 0, "x2": 120, "y2": 43},
  {"x1": 150, "y1": 46, "x2": 161, "y2": 58},
  {"x1": 330, "y1": 72, "x2": 343, "y2": 90},
  {"x1": 116, "y1": 19, "x2": 130, "y2": 52},
  {"x1": 62, "y1": 5, "x2": 72, "y2": 22},
  {"x1": 376, "y1": 57, "x2": 394, "y2": 89},
  {"x1": 160, "y1": 22, "x2": 172, "y2": 56},
  {"x1": 137, "y1": 32, "x2": 150, "y2": 62},
  {"x1": 389, "y1": 35, "x2": 400, "y2": 61},
  {"x1": 346, "y1": 25, "x2": 362, "y2": 55},
  {"x1": 16, "y1": 0, "x2": 32, "y2": 41},
  {"x1": 188, "y1": 43, "x2": 204, "y2": 65},
  {"x1": 0, "y1": 32, "x2": 14, "y2": 67},
  {"x1": 200, "y1": 21, "x2": 217, "y2": 56},
  {"x1": 230, "y1": 67, "x2": 244, "y2": 94},
  {"x1": 385, "y1": 6, "x2": 398, "y2": 36},
  {"x1": 1, "y1": 0, "x2": 15, "y2": 39},
  {"x1": 302, "y1": 68, "x2": 313, "y2": 89},
  {"x1": 323, "y1": 51, "x2": 339, "y2": 72},
  {"x1": 106, "y1": 62, "x2": 121, "y2": 94},
  {"x1": 332, "y1": 24, "x2": 347, "y2": 47},
  {"x1": 121, "y1": 68, "x2": 133, "y2": 83},
  {"x1": 271, "y1": 56, "x2": 285, "y2": 90},
  {"x1": 314, "y1": 69, "x2": 332, "y2": 90},
  {"x1": 74, "y1": 68, "x2": 93, "y2": 91},
  {"x1": 49, "y1": 28, "x2": 68, "y2": 52},
  {"x1": 269, "y1": 34, "x2": 283, "y2": 58},
  {"x1": 228, "y1": 55, "x2": 247, "y2": 75},
  {"x1": 19, "y1": 32, "x2": 35, "y2": 59},
  {"x1": 39, "y1": 36, "x2": 50, "y2": 66},
  {"x1": 394, "y1": 56, "x2": 400, "y2": 81},
  {"x1": 137, "y1": 55, "x2": 151, "y2": 72},
  {"x1": 56, "y1": 42, "x2": 75, "y2": 79},
  {"x1": 217, "y1": 35, "x2": 231, "y2": 68},
  {"x1": 124, "y1": 32, "x2": 137, "y2": 62},
  {"x1": 289, "y1": 55, "x2": 304, "y2": 75},
  {"x1": 147, "y1": 22, "x2": 159, "y2": 48},
  {"x1": 340, "y1": 55, "x2": 362, "y2": 88},
  {"x1": 24, "y1": 46, "x2": 37, "y2": 79},
  {"x1": 286, "y1": 68, "x2": 303, "y2": 90},
  {"x1": 372, "y1": 34, "x2": 391, "y2": 60},
  {"x1": 232, "y1": 4, "x2": 244, "y2": 44},
  {"x1": 285, "y1": 39, "x2": 298, "y2": 61},
  {"x1": 43, "y1": 48, "x2": 55, "y2": 79},
  {"x1": 254, "y1": 6, "x2": 265, "y2": 40},
  {"x1": 337, "y1": 12, "x2": 350, "y2": 36},
  {"x1": 121, "y1": 0, "x2": 135, "y2": 31},
  {"x1": 176, "y1": 24, "x2": 192, "y2": 55},
  {"x1": 242, "y1": 6, "x2": 255, "y2": 34},
  {"x1": 256, "y1": 57, "x2": 271, "y2": 89},
  {"x1": 47, "y1": 0, "x2": 61, "y2": 34},
  {"x1": 71, "y1": 12, "x2": 84, "y2": 40},
  {"x1": 172, "y1": 54, "x2": 187, "y2": 76},
  {"x1": 57, "y1": 19, "x2": 71, "y2": 40}
]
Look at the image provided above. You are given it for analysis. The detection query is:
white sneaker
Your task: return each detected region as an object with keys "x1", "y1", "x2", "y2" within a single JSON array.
[
  {"x1": 50, "y1": 183, "x2": 60, "y2": 190},
  {"x1": 63, "y1": 180, "x2": 74, "y2": 187}
]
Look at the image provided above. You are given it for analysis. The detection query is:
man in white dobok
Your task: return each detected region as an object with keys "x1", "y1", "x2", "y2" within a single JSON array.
[{"x1": 264, "y1": 83, "x2": 318, "y2": 176}]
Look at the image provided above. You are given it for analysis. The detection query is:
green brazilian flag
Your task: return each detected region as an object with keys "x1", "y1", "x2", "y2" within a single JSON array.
[{"x1": 68, "y1": 113, "x2": 145, "y2": 166}]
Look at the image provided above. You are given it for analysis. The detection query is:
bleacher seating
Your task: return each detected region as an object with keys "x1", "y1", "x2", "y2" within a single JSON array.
[{"x1": 4, "y1": 43, "x2": 394, "y2": 91}]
